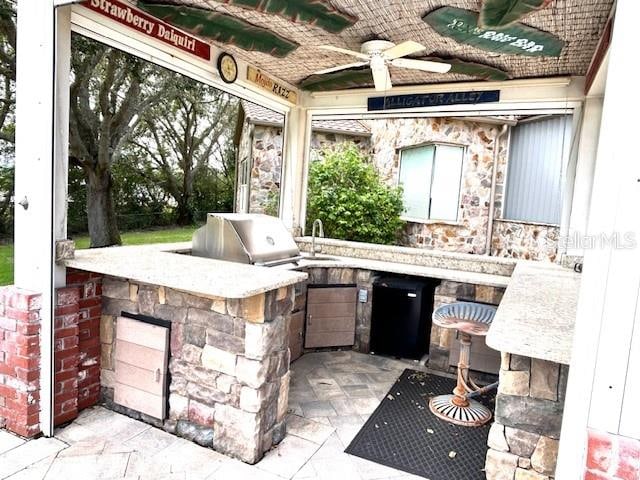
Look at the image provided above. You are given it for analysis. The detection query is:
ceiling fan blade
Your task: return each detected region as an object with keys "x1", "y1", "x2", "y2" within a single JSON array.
[
  {"x1": 312, "y1": 62, "x2": 369, "y2": 75},
  {"x1": 318, "y1": 45, "x2": 370, "y2": 60},
  {"x1": 372, "y1": 64, "x2": 392, "y2": 91},
  {"x1": 390, "y1": 58, "x2": 452, "y2": 73},
  {"x1": 383, "y1": 41, "x2": 426, "y2": 60}
]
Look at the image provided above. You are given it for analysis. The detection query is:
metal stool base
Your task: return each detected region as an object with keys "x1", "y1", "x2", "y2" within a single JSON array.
[{"x1": 429, "y1": 394, "x2": 492, "y2": 427}]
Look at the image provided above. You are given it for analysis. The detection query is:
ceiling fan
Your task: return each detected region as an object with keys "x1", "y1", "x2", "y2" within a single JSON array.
[{"x1": 313, "y1": 40, "x2": 452, "y2": 91}]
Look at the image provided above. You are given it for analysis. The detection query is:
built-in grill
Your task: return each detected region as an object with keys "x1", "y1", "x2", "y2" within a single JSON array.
[{"x1": 191, "y1": 213, "x2": 302, "y2": 266}]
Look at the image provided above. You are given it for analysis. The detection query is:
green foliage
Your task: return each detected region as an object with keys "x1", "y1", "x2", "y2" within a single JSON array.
[
  {"x1": 223, "y1": 0, "x2": 356, "y2": 33},
  {"x1": 138, "y1": 3, "x2": 298, "y2": 57},
  {"x1": 478, "y1": 0, "x2": 551, "y2": 29},
  {"x1": 306, "y1": 144, "x2": 404, "y2": 245},
  {"x1": 263, "y1": 190, "x2": 280, "y2": 217}
]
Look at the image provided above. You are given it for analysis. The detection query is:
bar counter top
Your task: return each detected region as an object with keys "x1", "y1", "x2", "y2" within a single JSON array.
[{"x1": 486, "y1": 261, "x2": 581, "y2": 365}]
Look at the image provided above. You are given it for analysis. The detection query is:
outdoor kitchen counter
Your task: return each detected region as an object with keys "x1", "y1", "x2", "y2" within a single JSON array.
[
  {"x1": 486, "y1": 261, "x2": 581, "y2": 365},
  {"x1": 64, "y1": 242, "x2": 307, "y2": 299}
]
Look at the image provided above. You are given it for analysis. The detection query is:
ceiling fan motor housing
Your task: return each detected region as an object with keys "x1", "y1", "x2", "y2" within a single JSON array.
[{"x1": 360, "y1": 40, "x2": 396, "y2": 55}]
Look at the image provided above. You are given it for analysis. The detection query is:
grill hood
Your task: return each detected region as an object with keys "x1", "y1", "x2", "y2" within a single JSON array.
[{"x1": 191, "y1": 213, "x2": 301, "y2": 266}]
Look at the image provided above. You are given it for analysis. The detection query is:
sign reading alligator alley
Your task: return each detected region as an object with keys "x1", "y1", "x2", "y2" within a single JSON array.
[
  {"x1": 368, "y1": 90, "x2": 500, "y2": 111},
  {"x1": 82, "y1": 0, "x2": 211, "y2": 61}
]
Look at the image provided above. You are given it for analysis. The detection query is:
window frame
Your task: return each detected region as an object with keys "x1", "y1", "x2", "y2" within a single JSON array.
[{"x1": 397, "y1": 141, "x2": 466, "y2": 224}]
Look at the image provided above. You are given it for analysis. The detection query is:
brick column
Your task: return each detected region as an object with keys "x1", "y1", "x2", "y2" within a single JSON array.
[
  {"x1": 586, "y1": 429, "x2": 640, "y2": 480},
  {"x1": 0, "y1": 287, "x2": 42, "y2": 437},
  {"x1": 54, "y1": 287, "x2": 80, "y2": 426},
  {"x1": 66, "y1": 268, "x2": 103, "y2": 410}
]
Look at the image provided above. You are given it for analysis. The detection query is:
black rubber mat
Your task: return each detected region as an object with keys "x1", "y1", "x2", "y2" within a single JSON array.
[{"x1": 345, "y1": 369, "x2": 495, "y2": 479}]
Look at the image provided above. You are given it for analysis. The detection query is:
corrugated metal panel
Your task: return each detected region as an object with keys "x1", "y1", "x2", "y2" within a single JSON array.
[{"x1": 504, "y1": 116, "x2": 572, "y2": 224}]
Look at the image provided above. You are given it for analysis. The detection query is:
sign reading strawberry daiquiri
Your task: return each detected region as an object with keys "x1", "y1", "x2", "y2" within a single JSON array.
[{"x1": 82, "y1": 0, "x2": 211, "y2": 61}]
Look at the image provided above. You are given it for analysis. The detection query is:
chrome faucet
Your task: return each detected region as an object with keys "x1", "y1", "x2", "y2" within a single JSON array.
[{"x1": 311, "y1": 219, "x2": 324, "y2": 257}]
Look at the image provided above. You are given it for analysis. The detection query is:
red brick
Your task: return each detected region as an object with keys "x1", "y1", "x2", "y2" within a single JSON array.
[
  {"x1": 588, "y1": 429, "x2": 614, "y2": 473},
  {"x1": 54, "y1": 304, "x2": 79, "y2": 317},
  {"x1": 0, "y1": 317, "x2": 16, "y2": 332},
  {"x1": 15, "y1": 368, "x2": 39, "y2": 382},
  {"x1": 615, "y1": 435, "x2": 640, "y2": 479},
  {"x1": 5, "y1": 307, "x2": 38, "y2": 323},
  {"x1": 54, "y1": 313, "x2": 79, "y2": 329},
  {"x1": 55, "y1": 368, "x2": 78, "y2": 383},
  {"x1": 79, "y1": 296, "x2": 101, "y2": 310},
  {"x1": 56, "y1": 287, "x2": 80, "y2": 307},
  {"x1": 0, "y1": 362, "x2": 14, "y2": 376},
  {"x1": 8, "y1": 354, "x2": 39, "y2": 370},
  {"x1": 55, "y1": 326, "x2": 79, "y2": 341},
  {"x1": 16, "y1": 323, "x2": 40, "y2": 336},
  {"x1": 66, "y1": 270, "x2": 91, "y2": 285},
  {"x1": 54, "y1": 408, "x2": 78, "y2": 426}
]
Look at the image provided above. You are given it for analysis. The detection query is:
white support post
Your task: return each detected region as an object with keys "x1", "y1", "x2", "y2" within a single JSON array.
[
  {"x1": 280, "y1": 105, "x2": 309, "y2": 233},
  {"x1": 14, "y1": 1, "x2": 71, "y2": 437},
  {"x1": 556, "y1": 0, "x2": 640, "y2": 476}
]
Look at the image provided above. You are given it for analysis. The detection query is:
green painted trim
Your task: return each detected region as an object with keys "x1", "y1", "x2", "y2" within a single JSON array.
[
  {"x1": 222, "y1": 0, "x2": 357, "y2": 33},
  {"x1": 424, "y1": 6, "x2": 564, "y2": 57},
  {"x1": 299, "y1": 68, "x2": 373, "y2": 91},
  {"x1": 138, "y1": 2, "x2": 298, "y2": 57},
  {"x1": 479, "y1": 0, "x2": 552, "y2": 29}
]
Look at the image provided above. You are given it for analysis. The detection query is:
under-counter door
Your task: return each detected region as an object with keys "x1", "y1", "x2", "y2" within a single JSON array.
[
  {"x1": 305, "y1": 286, "x2": 357, "y2": 348},
  {"x1": 114, "y1": 316, "x2": 170, "y2": 420}
]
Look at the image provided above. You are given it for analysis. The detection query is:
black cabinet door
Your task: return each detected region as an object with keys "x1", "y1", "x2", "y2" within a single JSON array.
[{"x1": 370, "y1": 278, "x2": 438, "y2": 359}]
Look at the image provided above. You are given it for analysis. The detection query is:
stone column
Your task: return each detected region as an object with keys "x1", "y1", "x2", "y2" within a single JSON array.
[{"x1": 485, "y1": 352, "x2": 568, "y2": 479}]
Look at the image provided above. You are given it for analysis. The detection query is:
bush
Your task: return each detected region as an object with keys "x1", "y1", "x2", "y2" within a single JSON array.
[{"x1": 306, "y1": 143, "x2": 404, "y2": 244}]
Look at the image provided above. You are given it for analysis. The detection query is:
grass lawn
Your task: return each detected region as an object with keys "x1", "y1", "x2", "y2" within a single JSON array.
[{"x1": 0, "y1": 225, "x2": 198, "y2": 286}]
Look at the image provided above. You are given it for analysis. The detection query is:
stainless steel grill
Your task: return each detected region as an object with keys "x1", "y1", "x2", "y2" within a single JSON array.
[{"x1": 191, "y1": 213, "x2": 301, "y2": 266}]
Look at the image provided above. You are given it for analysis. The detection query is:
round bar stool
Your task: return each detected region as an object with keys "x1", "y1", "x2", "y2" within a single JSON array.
[{"x1": 429, "y1": 301, "x2": 497, "y2": 427}]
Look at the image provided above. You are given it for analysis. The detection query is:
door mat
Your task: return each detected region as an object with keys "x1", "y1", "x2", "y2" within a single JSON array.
[{"x1": 345, "y1": 369, "x2": 495, "y2": 479}]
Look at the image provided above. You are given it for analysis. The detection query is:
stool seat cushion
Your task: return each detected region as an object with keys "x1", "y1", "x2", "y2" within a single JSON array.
[{"x1": 432, "y1": 301, "x2": 497, "y2": 336}]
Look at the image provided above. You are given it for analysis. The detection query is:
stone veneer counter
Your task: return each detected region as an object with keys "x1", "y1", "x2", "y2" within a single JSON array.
[
  {"x1": 296, "y1": 237, "x2": 517, "y2": 276},
  {"x1": 284, "y1": 254, "x2": 510, "y2": 288},
  {"x1": 64, "y1": 243, "x2": 307, "y2": 299},
  {"x1": 486, "y1": 261, "x2": 581, "y2": 365}
]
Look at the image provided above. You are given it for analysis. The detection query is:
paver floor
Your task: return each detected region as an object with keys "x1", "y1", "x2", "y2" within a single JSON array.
[{"x1": 0, "y1": 351, "x2": 447, "y2": 480}]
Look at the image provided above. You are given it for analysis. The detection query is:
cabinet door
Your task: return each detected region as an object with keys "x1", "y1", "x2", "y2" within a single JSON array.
[
  {"x1": 289, "y1": 311, "x2": 305, "y2": 362},
  {"x1": 305, "y1": 287, "x2": 357, "y2": 348},
  {"x1": 114, "y1": 317, "x2": 169, "y2": 420}
]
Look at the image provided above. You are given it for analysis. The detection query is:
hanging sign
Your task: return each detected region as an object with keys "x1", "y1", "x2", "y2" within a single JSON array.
[
  {"x1": 424, "y1": 7, "x2": 564, "y2": 57},
  {"x1": 82, "y1": 0, "x2": 211, "y2": 61},
  {"x1": 368, "y1": 90, "x2": 500, "y2": 111},
  {"x1": 247, "y1": 66, "x2": 298, "y2": 104}
]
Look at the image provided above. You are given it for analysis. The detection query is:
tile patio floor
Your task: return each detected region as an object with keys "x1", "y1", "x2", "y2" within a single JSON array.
[{"x1": 0, "y1": 351, "x2": 448, "y2": 480}]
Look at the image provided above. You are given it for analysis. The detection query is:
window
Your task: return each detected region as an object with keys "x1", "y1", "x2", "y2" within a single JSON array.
[
  {"x1": 504, "y1": 115, "x2": 572, "y2": 225},
  {"x1": 398, "y1": 144, "x2": 464, "y2": 222}
]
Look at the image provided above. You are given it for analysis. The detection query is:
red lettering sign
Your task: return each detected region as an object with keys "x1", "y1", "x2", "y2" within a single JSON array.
[{"x1": 82, "y1": 0, "x2": 211, "y2": 61}]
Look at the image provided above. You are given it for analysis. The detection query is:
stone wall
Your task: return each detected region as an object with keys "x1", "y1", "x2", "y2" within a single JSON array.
[
  {"x1": 248, "y1": 125, "x2": 283, "y2": 216},
  {"x1": 485, "y1": 352, "x2": 568, "y2": 479},
  {"x1": 238, "y1": 121, "x2": 370, "y2": 215},
  {"x1": 491, "y1": 220, "x2": 560, "y2": 262},
  {"x1": 0, "y1": 287, "x2": 41, "y2": 438},
  {"x1": 368, "y1": 117, "x2": 503, "y2": 255},
  {"x1": 99, "y1": 277, "x2": 294, "y2": 464}
]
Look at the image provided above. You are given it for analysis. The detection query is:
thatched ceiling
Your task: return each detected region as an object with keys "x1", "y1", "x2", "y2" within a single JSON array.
[{"x1": 135, "y1": 0, "x2": 613, "y2": 89}]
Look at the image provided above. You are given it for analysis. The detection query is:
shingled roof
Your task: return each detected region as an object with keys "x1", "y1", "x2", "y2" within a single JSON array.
[{"x1": 242, "y1": 101, "x2": 371, "y2": 136}]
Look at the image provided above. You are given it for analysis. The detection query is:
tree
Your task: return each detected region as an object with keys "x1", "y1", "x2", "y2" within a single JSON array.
[
  {"x1": 68, "y1": 35, "x2": 175, "y2": 247},
  {"x1": 0, "y1": 0, "x2": 15, "y2": 146},
  {"x1": 306, "y1": 143, "x2": 405, "y2": 244},
  {"x1": 131, "y1": 79, "x2": 238, "y2": 224}
]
